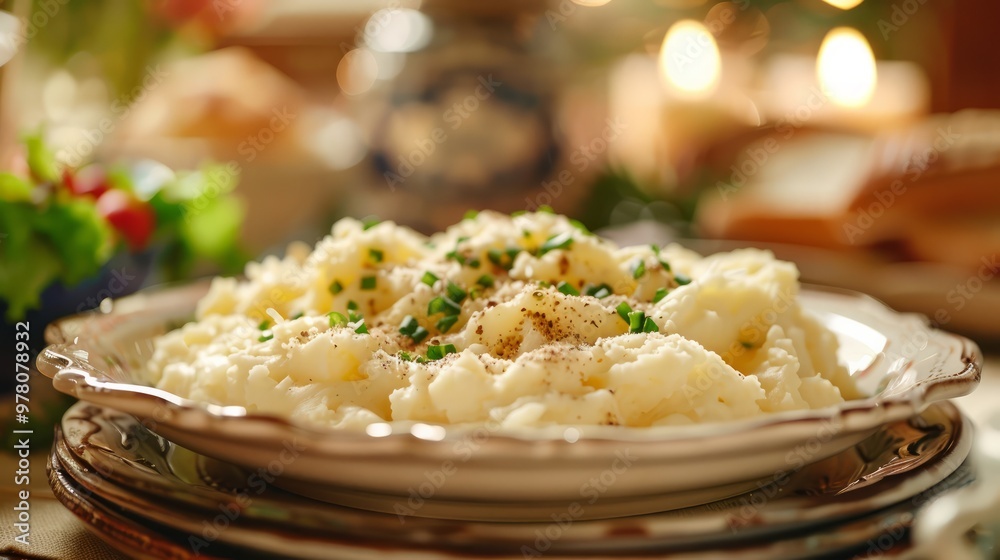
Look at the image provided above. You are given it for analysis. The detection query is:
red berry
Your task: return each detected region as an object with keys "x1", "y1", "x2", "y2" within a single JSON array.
[
  {"x1": 96, "y1": 190, "x2": 156, "y2": 252},
  {"x1": 67, "y1": 165, "x2": 110, "y2": 199}
]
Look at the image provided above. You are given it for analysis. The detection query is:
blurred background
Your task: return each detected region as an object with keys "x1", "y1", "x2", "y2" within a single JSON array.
[{"x1": 0, "y1": 0, "x2": 998, "y2": 357}]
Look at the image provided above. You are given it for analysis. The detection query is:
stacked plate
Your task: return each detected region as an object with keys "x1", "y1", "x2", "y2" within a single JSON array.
[{"x1": 38, "y1": 281, "x2": 984, "y2": 559}]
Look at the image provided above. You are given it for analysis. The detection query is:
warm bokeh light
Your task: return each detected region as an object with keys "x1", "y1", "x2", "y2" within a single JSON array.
[
  {"x1": 817, "y1": 27, "x2": 877, "y2": 108},
  {"x1": 821, "y1": 0, "x2": 864, "y2": 9},
  {"x1": 337, "y1": 48, "x2": 379, "y2": 96},
  {"x1": 571, "y1": 0, "x2": 613, "y2": 6},
  {"x1": 658, "y1": 19, "x2": 721, "y2": 99},
  {"x1": 364, "y1": 8, "x2": 433, "y2": 53}
]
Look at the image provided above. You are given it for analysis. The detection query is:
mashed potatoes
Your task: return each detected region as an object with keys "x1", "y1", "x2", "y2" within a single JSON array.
[{"x1": 147, "y1": 211, "x2": 860, "y2": 429}]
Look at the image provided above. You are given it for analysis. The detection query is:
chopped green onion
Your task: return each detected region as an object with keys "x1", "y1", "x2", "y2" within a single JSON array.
[
  {"x1": 569, "y1": 219, "x2": 591, "y2": 235},
  {"x1": 464, "y1": 209, "x2": 479, "y2": 220},
  {"x1": 556, "y1": 281, "x2": 580, "y2": 296},
  {"x1": 361, "y1": 276, "x2": 377, "y2": 290},
  {"x1": 258, "y1": 320, "x2": 270, "y2": 331},
  {"x1": 369, "y1": 248, "x2": 384, "y2": 263},
  {"x1": 362, "y1": 217, "x2": 380, "y2": 230},
  {"x1": 421, "y1": 271, "x2": 439, "y2": 287},
  {"x1": 291, "y1": 312, "x2": 304, "y2": 320},
  {"x1": 487, "y1": 247, "x2": 519, "y2": 270},
  {"x1": 436, "y1": 315, "x2": 459, "y2": 333},
  {"x1": 400, "y1": 316, "x2": 428, "y2": 343},
  {"x1": 399, "y1": 315, "x2": 420, "y2": 336},
  {"x1": 445, "y1": 250, "x2": 466, "y2": 265},
  {"x1": 642, "y1": 317, "x2": 659, "y2": 333},
  {"x1": 651, "y1": 244, "x2": 660, "y2": 254},
  {"x1": 329, "y1": 280, "x2": 343, "y2": 294},
  {"x1": 674, "y1": 274, "x2": 692, "y2": 286},
  {"x1": 660, "y1": 260, "x2": 672, "y2": 272},
  {"x1": 354, "y1": 321, "x2": 369, "y2": 334},
  {"x1": 411, "y1": 326, "x2": 429, "y2": 343},
  {"x1": 328, "y1": 312, "x2": 349, "y2": 328},
  {"x1": 467, "y1": 258, "x2": 481, "y2": 268},
  {"x1": 538, "y1": 232, "x2": 574, "y2": 256},
  {"x1": 632, "y1": 259, "x2": 646, "y2": 279},
  {"x1": 653, "y1": 287, "x2": 669, "y2": 303},
  {"x1": 258, "y1": 334, "x2": 273, "y2": 343},
  {"x1": 476, "y1": 274, "x2": 495, "y2": 288},
  {"x1": 446, "y1": 282, "x2": 467, "y2": 303},
  {"x1": 426, "y1": 344, "x2": 458, "y2": 361},
  {"x1": 585, "y1": 284, "x2": 613, "y2": 299},
  {"x1": 537, "y1": 205, "x2": 555, "y2": 214},
  {"x1": 537, "y1": 280, "x2": 552, "y2": 288},
  {"x1": 522, "y1": 229, "x2": 532, "y2": 238},
  {"x1": 428, "y1": 296, "x2": 461, "y2": 316},
  {"x1": 511, "y1": 210, "x2": 527, "y2": 217},
  {"x1": 398, "y1": 351, "x2": 427, "y2": 363},
  {"x1": 347, "y1": 300, "x2": 359, "y2": 311},
  {"x1": 627, "y1": 310, "x2": 645, "y2": 333},
  {"x1": 616, "y1": 302, "x2": 632, "y2": 323}
]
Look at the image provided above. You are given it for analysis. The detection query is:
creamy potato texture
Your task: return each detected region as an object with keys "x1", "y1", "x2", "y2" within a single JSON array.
[{"x1": 148, "y1": 211, "x2": 861, "y2": 429}]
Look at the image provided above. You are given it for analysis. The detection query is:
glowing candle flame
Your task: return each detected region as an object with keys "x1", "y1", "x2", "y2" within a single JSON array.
[
  {"x1": 821, "y1": 0, "x2": 864, "y2": 9},
  {"x1": 658, "y1": 20, "x2": 721, "y2": 100},
  {"x1": 817, "y1": 27, "x2": 877, "y2": 108}
]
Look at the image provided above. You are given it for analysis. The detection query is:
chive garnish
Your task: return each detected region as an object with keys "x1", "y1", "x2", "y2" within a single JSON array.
[
  {"x1": 446, "y1": 282, "x2": 467, "y2": 303},
  {"x1": 362, "y1": 217, "x2": 380, "y2": 230},
  {"x1": 653, "y1": 287, "x2": 669, "y2": 303},
  {"x1": 328, "y1": 312, "x2": 349, "y2": 328},
  {"x1": 556, "y1": 281, "x2": 580, "y2": 296},
  {"x1": 421, "y1": 271, "x2": 439, "y2": 287},
  {"x1": 632, "y1": 259, "x2": 646, "y2": 279},
  {"x1": 354, "y1": 321, "x2": 369, "y2": 334},
  {"x1": 428, "y1": 296, "x2": 461, "y2": 316},
  {"x1": 258, "y1": 334, "x2": 273, "y2": 343},
  {"x1": 258, "y1": 320, "x2": 270, "y2": 331},
  {"x1": 538, "y1": 232, "x2": 574, "y2": 256},
  {"x1": 436, "y1": 315, "x2": 459, "y2": 333},
  {"x1": 329, "y1": 280, "x2": 343, "y2": 294},
  {"x1": 361, "y1": 276, "x2": 377, "y2": 290},
  {"x1": 585, "y1": 284, "x2": 612, "y2": 299},
  {"x1": 369, "y1": 248, "x2": 384, "y2": 263},
  {"x1": 476, "y1": 274, "x2": 494, "y2": 288},
  {"x1": 464, "y1": 210, "x2": 479, "y2": 220},
  {"x1": 642, "y1": 317, "x2": 659, "y2": 333},
  {"x1": 627, "y1": 310, "x2": 645, "y2": 333},
  {"x1": 426, "y1": 344, "x2": 457, "y2": 360},
  {"x1": 616, "y1": 302, "x2": 632, "y2": 323},
  {"x1": 674, "y1": 274, "x2": 692, "y2": 286}
]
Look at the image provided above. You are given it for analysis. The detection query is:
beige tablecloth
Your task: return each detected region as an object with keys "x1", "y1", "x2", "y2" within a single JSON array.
[{"x1": 2, "y1": 356, "x2": 998, "y2": 560}]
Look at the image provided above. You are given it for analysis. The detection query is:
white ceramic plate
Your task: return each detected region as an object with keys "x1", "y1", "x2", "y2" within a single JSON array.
[{"x1": 37, "y1": 281, "x2": 981, "y2": 521}]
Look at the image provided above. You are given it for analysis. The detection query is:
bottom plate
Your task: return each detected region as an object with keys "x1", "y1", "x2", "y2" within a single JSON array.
[{"x1": 49, "y1": 401, "x2": 974, "y2": 558}]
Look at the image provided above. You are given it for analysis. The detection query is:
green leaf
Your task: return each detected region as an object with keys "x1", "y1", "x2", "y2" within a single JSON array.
[
  {"x1": 24, "y1": 134, "x2": 59, "y2": 183},
  {"x1": 180, "y1": 195, "x2": 244, "y2": 261},
  {"x1": 32, "y1": 197, "x2": 112, "y2": 286},
  {"x1": 0, "y1": 174, "x2": 33, "y2": 203}
]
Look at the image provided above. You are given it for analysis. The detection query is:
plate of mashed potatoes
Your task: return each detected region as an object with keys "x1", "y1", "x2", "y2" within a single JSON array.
[{"x1": 39, "y1": 211, "x2": 981, "y2": 520}]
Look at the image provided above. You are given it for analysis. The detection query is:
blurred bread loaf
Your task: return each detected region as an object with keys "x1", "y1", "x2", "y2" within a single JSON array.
[{"x1": 698, "y1": 110, "x2": 1000, "y2": 269}]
